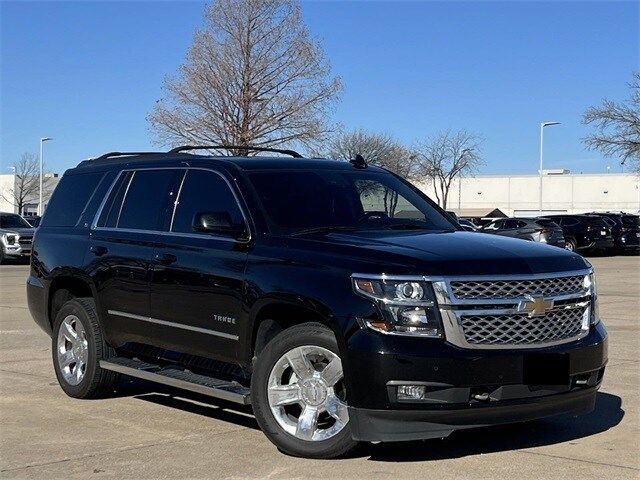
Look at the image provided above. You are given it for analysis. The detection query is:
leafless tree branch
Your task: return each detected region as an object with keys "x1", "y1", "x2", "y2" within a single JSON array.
[
  {"x1": 415, "y1": 130, "x2": 484, "y2": 209},
  {"x1": 148, "y1": 0, "x2": 342, "y2": 155},
  {"x1": 583, "y1": 72, "x2": 640, "y2": 173},
  {"x1": 1, "y1": 152, "x2": 53, "y2": 214}
]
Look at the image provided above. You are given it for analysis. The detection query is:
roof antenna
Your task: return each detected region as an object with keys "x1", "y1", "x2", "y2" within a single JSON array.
[{"x1": 350, "y1": 154, "x2": 368, "y2": 168}]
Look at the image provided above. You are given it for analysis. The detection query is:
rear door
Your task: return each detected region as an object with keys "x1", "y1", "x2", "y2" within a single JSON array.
[
  {"x1": 87, "y1": 168, "x2": 182, "y2": 347},
  {"x1": 148, "y1": 168, "x2": 250, "y2": 362}
]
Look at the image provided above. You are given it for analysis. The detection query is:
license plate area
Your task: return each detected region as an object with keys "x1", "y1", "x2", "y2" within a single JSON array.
[{"x1": 523, "y1": 353, "x2": 569, "y2": 385}]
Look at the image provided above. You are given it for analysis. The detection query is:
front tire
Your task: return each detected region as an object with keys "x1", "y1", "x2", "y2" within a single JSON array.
[
  {"x1": 251, "y1": 322, "x2": 358, "y2": 458},
  {"x1": 52, "y1": 298, "x2": 120, "y2": 398}
]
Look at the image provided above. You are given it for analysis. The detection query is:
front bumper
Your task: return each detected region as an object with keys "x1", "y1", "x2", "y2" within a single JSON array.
[
  {"x1": 349, "y1": 386, "x2": 598, "y2": 442},
  {"x1": 2, "y1": 244, "x2": 28, "y2": 258},
  {"x1": 344, "y1": 322, "x2": 607, "y2": 442}
]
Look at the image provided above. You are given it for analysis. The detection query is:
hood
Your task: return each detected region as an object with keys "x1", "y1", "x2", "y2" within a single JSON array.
[
  {"x1": 291, "y1": 230, "x2": 589, "y2": 276},
  {"x1": 0, "y1": 227, "x2": 35, "y2": 237}
]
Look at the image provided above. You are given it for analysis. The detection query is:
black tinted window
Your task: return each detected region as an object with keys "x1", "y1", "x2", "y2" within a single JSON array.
[
  {"x1": 622, "y1": 215, "x2": 639, "y2": 227},
  {"x1": 503, "y1": 219, "x2": 519, "y2": 229},
  {"x1": 117, "y1": 170, "x2": 179, "y2": 231},
  {"x1": 586, "y1": 216, "x2": 607, "y2": 227},
  {"x1": 41, "y1": 172, "x2": 104, "y2": 227},
  {"x1": 248, "y1": 170, "x2": 454, "y2": 234},
  {"x1": 171, "y1": 170, "x2": 245, "y2": 234},
  {"x1": 96, "y1": 171, "x2": 131, "y2": 228},
  {"x1": 0, "y1": 213, "x2": 32, "y2": 229}
]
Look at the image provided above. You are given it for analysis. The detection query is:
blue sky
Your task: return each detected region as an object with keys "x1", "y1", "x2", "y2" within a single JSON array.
[{"x1": 1, "y1": 1, "x2": 638, "y2": 175}]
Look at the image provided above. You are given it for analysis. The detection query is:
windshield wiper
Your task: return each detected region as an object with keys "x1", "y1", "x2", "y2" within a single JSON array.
[{"x1": 290, "y1": 226, "x2": 359, "y2": 237}]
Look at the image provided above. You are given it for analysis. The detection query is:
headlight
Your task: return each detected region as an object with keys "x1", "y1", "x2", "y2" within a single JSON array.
[
  {"x1": 352, "y1": 276, "x2": 443, "y2": 337},
  {"x1": 1, "y1": 233, "x2": 18, "y2": 246},
  {"x1": 585, "y1": 273, "x2": 600, "y2": 325}
]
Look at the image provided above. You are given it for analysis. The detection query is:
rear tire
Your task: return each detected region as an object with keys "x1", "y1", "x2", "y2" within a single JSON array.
[
  {"x1": 52, "y1": 298, "x2": 120, "y2": 398},
  {"x1": 251, "y1": 322, "x2": 358, "y2": 459},
  {"x1": 564, "y1": 238, "x2": 577, "y2": 252}
]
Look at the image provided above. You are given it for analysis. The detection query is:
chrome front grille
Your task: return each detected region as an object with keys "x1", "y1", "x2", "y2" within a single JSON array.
[
  {"x1": 460, "y1": 307, "x2": 586, "y2": 346},
  {"x1": 433, "y1": 270, "x2": 593, "y2": 349},
  {"x1": 449, "y1": 275, "x2": 584, "y2": 300}
]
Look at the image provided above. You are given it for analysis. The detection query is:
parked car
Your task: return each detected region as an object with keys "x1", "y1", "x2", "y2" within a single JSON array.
[
  {"x1": 27, "y1": 148, "x2": 607, "y2": 459},
  {"x1": 23, "y1": 215, "x2": 42, "y2": 228},
  {"x1": 0, "y1": 212, "x2": 35, "y2": 263},
  {"x1": 480, "y1": 217, "x2": 565, "y2": 248},
  {"x1": 545, "y1": 215, "x2": 614, "y2": 253},
  {"x1": 458, "y1": 218, "x2": 479, "y2": 232},
  {"x1": 587, "y1": 212, "x2": 639, "y2": 253}
]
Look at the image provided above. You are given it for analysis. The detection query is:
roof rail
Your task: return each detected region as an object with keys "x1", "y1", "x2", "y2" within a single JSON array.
[
  {"x1": 92, "y1": 151, "x2": 163, "y2": 161},
  {"x1": 168, "y1": 145, "x2": 303, "y2": 158}
]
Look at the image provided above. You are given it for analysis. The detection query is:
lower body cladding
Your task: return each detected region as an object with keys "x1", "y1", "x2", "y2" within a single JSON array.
[{"x1": 344, "y1": 322, "x2": 607, "y2": 442}]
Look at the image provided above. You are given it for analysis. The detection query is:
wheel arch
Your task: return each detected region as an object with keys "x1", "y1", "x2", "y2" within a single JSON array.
[
  {"x1": 247, "y1": 298, "x2": 343, "y2": 362},
  {"x1": 47, "y1": 271, "x2": 99, "y2": 328}
]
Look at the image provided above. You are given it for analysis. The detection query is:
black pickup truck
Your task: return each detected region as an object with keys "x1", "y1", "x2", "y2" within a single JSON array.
[{"x1": 27, "y1": 147, "x2": 607, "y2": 459}]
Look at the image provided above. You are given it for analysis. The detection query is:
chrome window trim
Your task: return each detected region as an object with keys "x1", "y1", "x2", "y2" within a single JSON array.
[
  {"x1": 115, "y1": 171, "x2": 135, "y2": 227},
  {"x1": 107, "y1": 310, "x2": 239, "y2": 341},
  {"x1": 90, "y1": 166, "x2": 252, "y2": 244},
  {"x1": 169, "y1": 170, "x2": 188, "y2": 232},
  {"x1": 351, "y1": 269, "x2": 593, "y2": 350}
]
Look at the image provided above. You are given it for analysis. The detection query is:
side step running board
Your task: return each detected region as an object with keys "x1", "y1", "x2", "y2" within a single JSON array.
[{"x1": 100, "y1": 357, "x2": 251, "y2": 405}]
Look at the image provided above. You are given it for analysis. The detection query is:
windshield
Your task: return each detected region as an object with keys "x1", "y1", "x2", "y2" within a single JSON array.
[
  {"x1": 622, "y1": 215, "x2": 639, "y2": 227},
  {"x1": 0, "y1": 213, "x2": 32, "y2": 229},
  {"x1": 247, "y1": 169, "x2": 456, "y2": 234}
]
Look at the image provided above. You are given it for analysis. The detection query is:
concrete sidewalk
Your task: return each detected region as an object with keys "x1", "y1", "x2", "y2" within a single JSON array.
[{"x1": 1, "y1": 257, "x2": 638, "y2": 479}]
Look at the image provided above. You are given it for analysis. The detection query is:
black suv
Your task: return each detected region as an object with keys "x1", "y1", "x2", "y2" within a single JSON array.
[
  {"x1": 588, "y1": 212, "x2": 639, "y2": 253},
  {"x1": 480, "y1": 217, "x2": 565, "y2": 248},
  {"x1": 27, "y1": 148, "x2": 607, "y2": 459},
  {"x1": 545, "y1": 214, "x2": 614, "y2": 253}
]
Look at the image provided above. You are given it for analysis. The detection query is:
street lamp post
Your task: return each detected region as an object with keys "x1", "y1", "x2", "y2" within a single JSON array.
[
  {"x1": 39, "y1": 137, "x2": 52, "y2": 216},
  {"x1": 538, "y1": 122, "x2": 560, "y2": 214}
]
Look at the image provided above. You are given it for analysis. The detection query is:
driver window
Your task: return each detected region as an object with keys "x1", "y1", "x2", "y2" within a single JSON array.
[{"x1": 355, "y1": 180, "x2": 425, "y2": 220}]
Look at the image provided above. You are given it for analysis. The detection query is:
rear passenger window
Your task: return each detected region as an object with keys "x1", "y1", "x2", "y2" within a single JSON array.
[
  {"x1": 117, "y1": 170, "x2": 180, "y2": 231},
  {"x1": 41, "y1": 172, "x2": 105, "y2": 227},
  {"x1": 171, "y1": 170, "x2": 245, "y2": 234},
  {"x1": 97, "y1": 171, "x2": 134, "y2": 228}
]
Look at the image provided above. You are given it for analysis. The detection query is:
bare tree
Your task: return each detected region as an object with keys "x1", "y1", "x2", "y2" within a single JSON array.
[
  {"x1": 324, "y1": 128, "x2": 418, "y2": 179},
  {"x1": 1, "y1": 153, "x2": 51, "y2": 215},
  {"x1": 415, "y1": 130, "x2": 483, "y2": 209},
  {"x1": 148, "y1": 0, "x2": 342, "y2": 154},
  {"x1": 322, "y1": 128, "x2": 419, "y2": 215},
  {"x1": 583, "y1": 72, "x2": 640, "y2": 173}
]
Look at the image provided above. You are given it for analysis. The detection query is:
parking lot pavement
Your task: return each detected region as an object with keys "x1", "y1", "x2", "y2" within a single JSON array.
[{"x1": 0, "y1": 257, "x2": 638, "y2": 480}]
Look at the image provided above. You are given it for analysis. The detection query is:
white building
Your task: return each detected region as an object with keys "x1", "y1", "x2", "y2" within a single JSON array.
[
  {"x1": 418, "y1": 171, "x2": 640, "y2": 218},
  {"x1": 0, "y1": 173, "x2": 60, "y2": 215}
]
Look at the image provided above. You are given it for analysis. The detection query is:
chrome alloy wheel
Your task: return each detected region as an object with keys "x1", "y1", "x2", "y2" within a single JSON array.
[
  {"x1": 56, "y1": 315, "x2": 88, "y2": 386},
  {"x1": 267, "y1": 345, "x2": 349, "y2": 441}
]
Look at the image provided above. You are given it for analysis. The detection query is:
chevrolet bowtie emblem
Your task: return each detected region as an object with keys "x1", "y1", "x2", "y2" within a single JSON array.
[{"x1": 517, "y1": 295, "x2": 554, "y2": 317}]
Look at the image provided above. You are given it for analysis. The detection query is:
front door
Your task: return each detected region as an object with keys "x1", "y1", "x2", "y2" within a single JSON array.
[{"x1": 149, "y1": 168, "x2": 250, "y2": 362}]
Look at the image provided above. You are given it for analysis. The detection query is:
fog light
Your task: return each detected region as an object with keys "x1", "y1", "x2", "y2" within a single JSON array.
[{"x1": 397, "y1": 385, "x2": 426, "y2": 400}]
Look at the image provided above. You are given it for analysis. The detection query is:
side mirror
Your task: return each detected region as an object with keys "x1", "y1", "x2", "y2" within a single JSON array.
[{"x1": 193, "y1": 212, "x2": 246, "y2": 239}]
